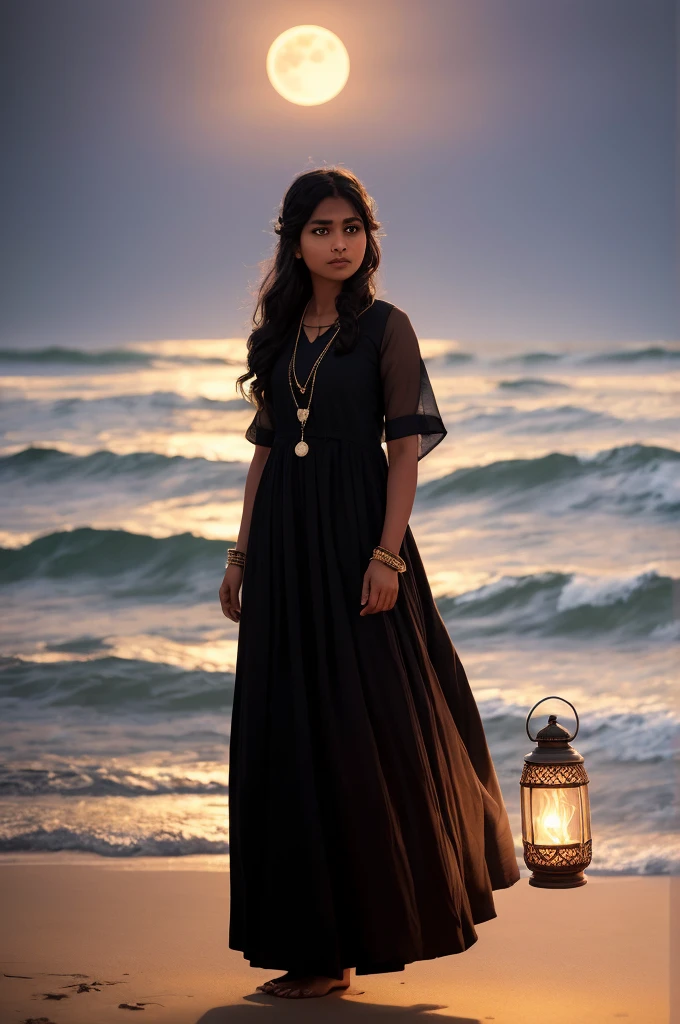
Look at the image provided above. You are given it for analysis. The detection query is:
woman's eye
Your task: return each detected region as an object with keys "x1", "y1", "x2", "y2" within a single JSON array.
[{"x1": 311, "y1": 225, "x2": 361, "y2": 235}]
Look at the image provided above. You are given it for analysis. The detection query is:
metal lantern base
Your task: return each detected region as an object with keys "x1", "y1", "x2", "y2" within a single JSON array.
[
  {"x1": 528, "y1": 869, "x2": 588, "y2": 889},
  {"x1": 523, "y1": 838, "x2": 592, "y2": 888}
]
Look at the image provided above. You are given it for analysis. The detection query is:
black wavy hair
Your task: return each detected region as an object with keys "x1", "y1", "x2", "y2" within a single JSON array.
[{"x1": 236, "y1": 166, "x2": 382, "y2": 411}]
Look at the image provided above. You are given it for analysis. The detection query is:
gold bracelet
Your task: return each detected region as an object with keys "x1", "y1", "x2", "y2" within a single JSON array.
[
  {"x1": 371, "y1": 545, "x2": 407, "y2": 573},
  {"x1": 226, "y1": 547, "x2": 246, "y2": 569}
]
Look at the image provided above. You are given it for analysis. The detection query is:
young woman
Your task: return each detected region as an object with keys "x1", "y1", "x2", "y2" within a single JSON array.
[{"x1": 220, "y1": 167, "x2": 519, "y2": 999}]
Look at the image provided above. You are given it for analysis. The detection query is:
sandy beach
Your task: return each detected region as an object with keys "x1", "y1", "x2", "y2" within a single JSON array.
[{"x1": 0, "y1": 853, "x2": 672, "y2": 1024}]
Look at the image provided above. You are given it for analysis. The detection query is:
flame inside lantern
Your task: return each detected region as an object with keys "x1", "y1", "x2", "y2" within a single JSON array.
[{"x1": 533, "y1": 787, "x2": 579, "y2": 845}]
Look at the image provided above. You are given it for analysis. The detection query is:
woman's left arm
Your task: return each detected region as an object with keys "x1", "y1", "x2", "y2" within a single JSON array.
[
  {"x1": 380, "y1": 434, "x2": 419, "y2": 552},
  {"x1": 360, "y1": 435, "x2": 418, "y2": 614},
  {"x1": 360, "y1": 305, "x2": 427, "y2": 616},
  {"x1": 359, "y1": 306, "x2": 447, "y2": 616}
]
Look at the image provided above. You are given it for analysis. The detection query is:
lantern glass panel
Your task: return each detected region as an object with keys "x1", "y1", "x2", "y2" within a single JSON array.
[
  {"x1": 580, "y1": 784, "x2": 592, "y2": 842},
  {"x1": 522, "y1": 785, "x2": 587, "y2": 846}
]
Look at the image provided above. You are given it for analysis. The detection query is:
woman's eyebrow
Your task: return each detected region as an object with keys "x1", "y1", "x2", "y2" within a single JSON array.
[{"x1": 308, "y1": 216, "x2": 362, "y2": 225}]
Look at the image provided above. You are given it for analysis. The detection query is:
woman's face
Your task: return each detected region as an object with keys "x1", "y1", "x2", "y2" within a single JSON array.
[{"x1": 297, "y1": 195, "x2": 367, "y2": 284}]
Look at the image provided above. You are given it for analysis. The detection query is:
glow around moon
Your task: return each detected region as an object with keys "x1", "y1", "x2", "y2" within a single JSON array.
[{"x1": 266, "y1": 26, "x2": 350, "y2": 106}]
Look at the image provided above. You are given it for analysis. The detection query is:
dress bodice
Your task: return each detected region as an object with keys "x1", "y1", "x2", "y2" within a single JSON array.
[
  {"x1": 245, "y1": 298, "x2": 447, "y2": 461},
  {"x1": 269, "y1": 300, "x2": 392, "y2": 450}
]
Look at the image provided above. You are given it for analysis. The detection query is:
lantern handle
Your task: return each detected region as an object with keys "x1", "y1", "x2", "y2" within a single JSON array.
[{"x1": 525, "y1": 695, "x2": 579, "y2": 742}]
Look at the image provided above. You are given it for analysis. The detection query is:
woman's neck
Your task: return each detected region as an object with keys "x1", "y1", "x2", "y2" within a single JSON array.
[{"x1": 307, "y1": 277, "x2": 342, "y2": 320}]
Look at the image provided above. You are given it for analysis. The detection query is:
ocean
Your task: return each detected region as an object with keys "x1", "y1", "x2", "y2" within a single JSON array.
[{"x1": 0, "y1": 333, "x2": 678, "y2": 874}]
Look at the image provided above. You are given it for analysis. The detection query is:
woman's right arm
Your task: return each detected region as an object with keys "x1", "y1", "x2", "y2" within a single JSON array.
[{"x1": 219, "y1": 444, "x2": 270, "y2": 622}]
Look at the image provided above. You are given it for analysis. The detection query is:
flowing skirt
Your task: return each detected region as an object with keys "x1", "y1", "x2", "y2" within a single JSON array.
[{"x1": 228, "y1": 436, "x2": 520, "y2": 979}]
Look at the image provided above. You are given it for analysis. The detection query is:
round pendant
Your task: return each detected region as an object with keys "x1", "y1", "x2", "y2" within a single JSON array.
[
  {"x1": 295, "y1": 440, "x2": 309, "y2": 457},
  {"x1": 297, "y1": 408, "x2": 309, "y2": 422}
]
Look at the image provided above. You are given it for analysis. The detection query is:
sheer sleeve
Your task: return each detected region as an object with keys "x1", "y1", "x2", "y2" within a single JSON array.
[
  {"x1": 244, "y1": 390, "x2": 276, "y2": 447},
  {"x1": 380, "y1": 306, "x2": 447, "y2": 460}
]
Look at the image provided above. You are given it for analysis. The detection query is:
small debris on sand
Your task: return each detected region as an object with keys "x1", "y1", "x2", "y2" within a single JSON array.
[
  {"x1": 118, "y1": 1002, "x2": 165, "y2": 1011},
  {"x1": 62, "y1": 977, "x2": 123, "y2": 992},
  {"x1": 45, "y1": 972, "x2": 89, "y2": 978}
]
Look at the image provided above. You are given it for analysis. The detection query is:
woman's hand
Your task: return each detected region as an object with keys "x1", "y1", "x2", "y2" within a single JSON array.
[
  {"x1": 360, "y1": 558, "x2": 400, "y2": 615},
  {"x1": 219, "y1": 564, "x2": 244, "y2": 622}
]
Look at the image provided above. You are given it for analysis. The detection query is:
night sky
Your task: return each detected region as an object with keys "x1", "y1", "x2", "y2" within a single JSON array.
[{"x1": 3, "y1": 0, "x2": 677, "y2": 349}]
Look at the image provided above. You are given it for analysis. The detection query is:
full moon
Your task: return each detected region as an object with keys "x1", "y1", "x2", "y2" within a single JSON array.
[{"x1": 266, "y1": 25, "x2": 350, "y2": 106}]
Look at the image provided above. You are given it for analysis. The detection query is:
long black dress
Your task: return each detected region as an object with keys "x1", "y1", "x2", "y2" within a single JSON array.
[{"x1": 228, "y1": 299, "x2": 520, "y2": 981}]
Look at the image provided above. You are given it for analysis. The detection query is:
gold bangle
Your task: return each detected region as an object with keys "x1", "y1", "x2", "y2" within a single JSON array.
[
  {"x1": 226, "y1": 547, "x2": 246, "y2": 569},
  {"x1": 371, "y1": 545, "x2": 407, "y2": 573}
]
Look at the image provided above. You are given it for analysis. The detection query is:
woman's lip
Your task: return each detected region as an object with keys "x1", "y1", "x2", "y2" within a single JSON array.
[{"x1": 328, "y1": 259, "x2": 350, "y2": 265}]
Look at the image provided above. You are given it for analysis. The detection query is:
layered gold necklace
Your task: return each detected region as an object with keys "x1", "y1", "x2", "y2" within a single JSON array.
[
  {"x1": 288, "y1": 299, "x2": 340, "y2": 456},
  {"x1": 287, "y1": 298, "x2": 373, "y2": 457}
]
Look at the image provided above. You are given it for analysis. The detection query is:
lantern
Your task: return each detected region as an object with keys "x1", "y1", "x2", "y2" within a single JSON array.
[{"x1": 520, "y1": 696, "x2": 592, "y2": 888}]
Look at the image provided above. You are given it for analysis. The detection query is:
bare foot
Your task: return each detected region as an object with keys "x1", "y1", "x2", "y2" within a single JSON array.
[
  {"x1": 256, "y1": 971, "x2": 301, "y2": 993},
  {"x1": 261, "y1": 967, "x2": 351, "y2": 998}
]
